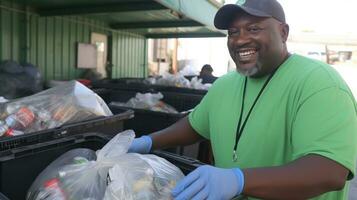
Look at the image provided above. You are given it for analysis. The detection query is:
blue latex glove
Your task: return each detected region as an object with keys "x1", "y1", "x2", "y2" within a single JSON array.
[
  {"x1": 172, "y1": 165, "x2": 244, "y2": 200},
  {"x1": 127, "y1": 135, "x2": 152, "y2": 154}
]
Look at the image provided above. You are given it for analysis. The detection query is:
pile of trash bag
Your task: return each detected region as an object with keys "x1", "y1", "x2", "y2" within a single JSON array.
[
  {"x1": 110, "y1": 92, "x2": 178, "y2": 114},
  {"x1": 190, "y1": 77, "x2": 212, "y2": 90},
  {"x1": 0, "y1": 60, "x2": 43, "y2": 99},
  {"x1": 0, "y1": 97, "x2": 8, "y2": 104},
  {"x1": 155, "y1": 73, "x2": 191, "y2": 88},
  {"x1": 0, "y1": 81, "x2": 112, "y2": 136},
  {"x1": 145, "y1": 73, "x2": 212, "y2": 90},
  {"x1": 26, "y1": 130, "x2": 184, "y2": 200}
]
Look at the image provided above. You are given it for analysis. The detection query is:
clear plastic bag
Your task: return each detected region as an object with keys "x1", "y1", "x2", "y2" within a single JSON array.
[
  {"x1": 110, "y1": 92, "x2": 178, "y2": 114},
  {"x1": 145, "y1": 73, "x2": 211, "y2": 90},
  {"x1": 104, "y1": 154, "x2": 183, "y2": 200},
  {"x1": 155, "y1": 73, "x2": 191, "y2": 88},
  {"x1": 128, "y1": 92, "x2": 164, "y2": 109},
  {"x1": 0, "y1": 80, "x2": 112, "y2": 136},
  {"x1": 26, "y1": 148, "x2": 98, "y2": 200},
  {"x1": 27, "y1": 130, "x2": 184, "y2": 200},
  {"x1": 0, "y1": 97, "x2": 8, "y2": 103},
  {"x1": 189, "y1": 77, "x2": 211, "y2": 90}
]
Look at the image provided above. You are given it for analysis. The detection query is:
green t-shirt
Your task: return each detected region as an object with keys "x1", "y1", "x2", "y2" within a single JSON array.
[{"x1": 189, "y1": 54, "x2": 357, "y2": 200}]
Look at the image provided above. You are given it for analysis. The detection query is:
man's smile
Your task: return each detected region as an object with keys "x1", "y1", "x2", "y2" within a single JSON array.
[{"x1": 235, "y1": 48, "x2": 258, "y2": 63}]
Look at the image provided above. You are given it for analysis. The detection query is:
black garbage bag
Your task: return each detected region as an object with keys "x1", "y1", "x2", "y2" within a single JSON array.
[
  {"x1": 23, "y1": 63, "x2": 43, "y2": 93},
  {"x1": 0, "y1": 60, "x2": 43, "y2": 99},
  {"x1": 0, "y1": 60, "x2": 24, "y2": 74}
]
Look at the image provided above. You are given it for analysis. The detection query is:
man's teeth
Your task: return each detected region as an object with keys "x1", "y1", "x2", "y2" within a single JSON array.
[{"x1": 239, "y1": 50, "x2": 256, "y2": 57}]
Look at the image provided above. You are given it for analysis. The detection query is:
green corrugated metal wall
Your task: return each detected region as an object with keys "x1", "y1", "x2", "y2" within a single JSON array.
[
  {"x1": 0, "y1": 2, "x2": 26, "y2": 63},
  {"x1": 112, "y1": 31, "x2": 147, "y2": 79},
  {"x1": 0, "y1": 1, "x2": 147, "y2": 81}
]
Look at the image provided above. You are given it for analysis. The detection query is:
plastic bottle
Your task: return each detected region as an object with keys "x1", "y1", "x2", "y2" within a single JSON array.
[
  {"x1": 0, "y1": 104, "x2": 21, "y2": 119},
  {"x1": 5, "y1": 107, "x2": 35, "y2": 130},
  {"x1": 4, "y1": 128, "x2": 24, "y2": 137},
  {"x1": 58, "y1": 157, "x2": 89, "y2": 178},
  {"x1": 37, "y1": 178, "x2": 66, "y2": 200},
  {"x1": 33, "y1": 108, "x2": 52, "y2": 130},
  {"x1": 0, "y1": 120, "x2": 25, "y2": 137},
  {"x1": 0, "y1": 121, "x2": 8, "y2": 136}
]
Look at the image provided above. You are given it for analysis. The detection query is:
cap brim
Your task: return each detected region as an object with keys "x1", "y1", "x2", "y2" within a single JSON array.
[{"x1": 214, "y1": 4, "x2": 272, "y2": 30}]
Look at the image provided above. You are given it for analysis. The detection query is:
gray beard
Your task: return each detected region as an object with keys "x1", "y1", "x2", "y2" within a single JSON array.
[{"x1": 236, "y1": 65, "x2": 260, "y2": 77}]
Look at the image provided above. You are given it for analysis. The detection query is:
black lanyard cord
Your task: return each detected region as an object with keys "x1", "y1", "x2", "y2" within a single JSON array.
[
  {"x1": 233, "y1": 67, "x2": 280, "y2": 161},
  {"x1": 235, "y1": 77, "x2": 247, "y2": 150}
]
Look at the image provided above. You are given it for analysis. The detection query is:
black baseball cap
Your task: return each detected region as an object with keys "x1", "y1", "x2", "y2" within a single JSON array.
[{"x1": 214, "y1": 0, "x2": 286, "y2": 30}]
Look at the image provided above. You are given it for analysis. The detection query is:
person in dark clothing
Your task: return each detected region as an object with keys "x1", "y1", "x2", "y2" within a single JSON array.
[{"x1": 198, "y1": 64, "x2": 217, "y2": 84}]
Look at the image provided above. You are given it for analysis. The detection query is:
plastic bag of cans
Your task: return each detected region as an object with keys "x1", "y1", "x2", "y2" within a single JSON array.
[
  {"x1": 0, "y1": 80, "x2": 112, "y2": 137},
  {"x1": 26, "y1": 130, "x2": 184, "y2": 200},
  {"x1": 109, "y1": 92, "x2": 178, "y2": 114}
]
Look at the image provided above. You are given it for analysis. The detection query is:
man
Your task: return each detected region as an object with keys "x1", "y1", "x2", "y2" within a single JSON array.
[
  {"x1": 198, "y1": 64, "x2": 218, "y2": 84},
  {"x1": 129, "y1": 0, "x2": 357, "y2": 199}
]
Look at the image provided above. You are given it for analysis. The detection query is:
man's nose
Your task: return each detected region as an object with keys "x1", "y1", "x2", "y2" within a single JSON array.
[{"x1": 232, "y1": 30, "x2": 251, "y2": 47}]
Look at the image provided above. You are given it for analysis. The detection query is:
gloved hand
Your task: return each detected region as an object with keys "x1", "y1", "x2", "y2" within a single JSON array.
[
  {"x1": 172, "y1": 165, "x2": 244, "y2": 200},
  {"x1": 127, "y1": 135, "x2": 152, "y2": 154}
]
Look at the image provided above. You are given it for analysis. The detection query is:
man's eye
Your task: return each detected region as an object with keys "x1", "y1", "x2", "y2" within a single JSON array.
[
  {"x1": 248, "y1": 27, "x2": 262, "y2": 33},
  {"x1": 228, "y1": 30, "x2": 240, "y2": 36}
]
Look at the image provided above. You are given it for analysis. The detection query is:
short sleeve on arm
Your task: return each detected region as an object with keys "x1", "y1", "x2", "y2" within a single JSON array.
[
  {"x1": 292, "y1": 87, "x2": 357, "y2": 179},
  {"x1": 189, "y1": 91, "x2": 212, "y2": 140}
]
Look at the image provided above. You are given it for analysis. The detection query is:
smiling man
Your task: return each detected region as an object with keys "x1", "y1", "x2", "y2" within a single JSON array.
[
  {"x1": 225, "y1": 10, "x2": 289, "y2": 78},
  {"x1": 128, "y1": 0, "x2": 357, "y2": 199}
]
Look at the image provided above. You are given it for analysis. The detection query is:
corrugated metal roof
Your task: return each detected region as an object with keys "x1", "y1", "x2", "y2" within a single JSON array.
[{"x1": 12, "y1": 0, "x2": 226, "y2": 38}]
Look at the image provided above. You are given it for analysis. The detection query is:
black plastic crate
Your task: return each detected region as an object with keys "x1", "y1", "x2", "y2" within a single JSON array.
[
  {"x1": 103, "y1": 89, "x2": 196, "y2": 136},
  {"x1": 110, "y1": 105, "x2": 188, "y2": 156},
  {"x1": 93, "y1": 78, "x2": 146, "y2": 86},
  {"x1": 0, "y1": 193, "x2": 9, "y2": 200},
  {"x1": 99, "y1": 89, "x2": 205, "y2": 160},
  {"x1": 0, "y1": 133, "x2": 203, "y2": 200},
  {"x1": 0, "y1": 133, "x2": 109, "y2": 200},
  {"x1": 0, "y1": 108, "x2": 134, "y2": 152},
  {"x1": 101, "y1": 89, "x2": 203, "y2": 112},
  {"x1": 152, "y1": 150, "x2": 204, "y2": 175},
  {"x1": 156, "y1": 86, "x2": 207, "y2": 95},
  {"x1": 92, "y1": 78, "x2": 154, "y2": 92},
  {"x1": 97, "y1": 89, "x2": 200, "y2": 134},
  {"x1": 109, "y1": 105, "x2": 207, "y2": 162},
  {"x1": 109, "y1": 105, "x2": 187, "y2": 136},
  {"x1": 92, "y1": 78, "x2": 208, "y2": 96}
]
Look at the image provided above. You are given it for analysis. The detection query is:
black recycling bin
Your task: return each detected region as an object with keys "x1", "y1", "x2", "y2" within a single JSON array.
[
  {"x1": 96, "y1": 89, "x2": 210, "y2": 163},
  {"x1": 95, "y1": 89, "x2": 202, "y2": 135},
  {"x1": 165, "y1": 86, "x2": 207, "y2": 95},
  {"x1": 92, "y1": 78, "x2": 208, "y2": 96},
  {"x1": 109, "y1": 104, "x2": 189, "y2": 156},
  {"x1": 109, "y1": 105, "x2": 188, "y2": 135},
  {"x1": 0, "y1": 133, "x2": 109, "y2": 200},
  {"x1": 153, "y1": 85, "x2": 208, "y2": 95},
  {"x1": 105, "y1": 90, "x2": 209, "y2": 162},
  {"x1": 92, "y1": 78, "x2": 154, "y2": 93},
  {"x1": 101, "y1": 89, "x2": 203, "y2": 112},
  {"x1": 0, "y1": 192, "x2": 9, "y2": 200},
  {"x1": 0, "y1": 133, "x2": 203, "y2": 200},
  {"x1": 0, "y1": 108, "x2": 134, "y2": 151}
]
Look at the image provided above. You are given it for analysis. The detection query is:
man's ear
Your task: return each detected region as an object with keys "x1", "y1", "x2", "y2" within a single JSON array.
[{"x1": 281, "y1": 24, "x2": 289, "y2": 43}]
